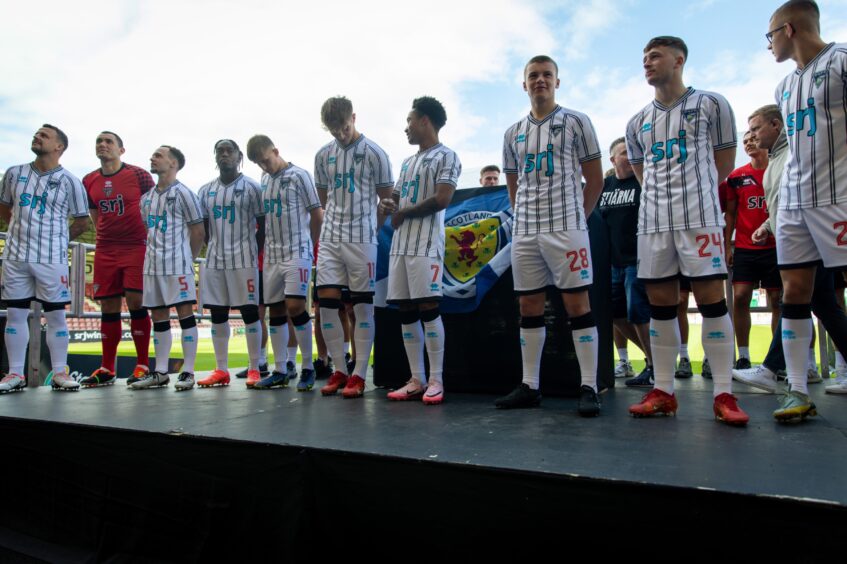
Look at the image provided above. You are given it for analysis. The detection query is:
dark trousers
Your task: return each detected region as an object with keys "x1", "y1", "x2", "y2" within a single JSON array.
[{"x1": 762, "y1": 266, "x2": 847, "y2": 371}]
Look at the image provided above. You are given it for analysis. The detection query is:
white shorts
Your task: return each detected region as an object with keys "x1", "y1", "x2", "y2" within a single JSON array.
[
  {"x1": 511, "y1": 231, "x2": 593, "y2": 293},
  {"x1": 1, "y1": 259, "x2": 70, "y2": 304},
  {"x1": 777, "y1": 204, "x2": 847, "y2": 270},
  {"x1": 263, "y1": 259, "x2": 311, "y2": 304},
  {"x1": 387, "y1": 254, "x2": 443, "y2": 303},
  {"x1": 637, "y1": 227, "x2": 728, "y2": 281},
  {"x1": 315, "y1": 241, "x2": 376, "y2": 294},
  {"x1": 200, "y1": 266, "x2": 259, "y2": 307},
  {"x1": 142, "y1": 273, "x2": 197, "y2": 308}
]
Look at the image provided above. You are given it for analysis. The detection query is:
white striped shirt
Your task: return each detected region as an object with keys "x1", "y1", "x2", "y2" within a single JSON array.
[
  {"x1": 197, "y1": 174, "x2": 263, "y2": 270},
  {"x1": 626, "y1": 88, "x2": 737, "y2": 234},
  {"x1": 0, "y1": 163, "x2": 88, "y2": 264},
  {"x1": 262, "y1": 164, "x2": 321, "y2": 264},
  {"x1": 140, "y1": 181, "x2": 204, "y2": 276},
  {"x1": 390, "y1": 144, "x2": 461, "y2": 257},
  {"x1": 314, "y1": 135, "x2": 394, "y2": 244},
  {"x1": 776, "y1": 42, "x2": 847, "y2": 210},
  {"x1": 503, "y1": 105, "x2": 602, "y2": 234}
]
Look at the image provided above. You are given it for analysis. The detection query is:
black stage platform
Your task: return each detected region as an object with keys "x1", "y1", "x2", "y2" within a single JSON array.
[{"x1": 0, "y1": 375, "x2": 845, "y2": 562}]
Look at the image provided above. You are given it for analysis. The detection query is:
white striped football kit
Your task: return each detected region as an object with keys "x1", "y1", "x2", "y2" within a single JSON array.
[
  {"x1": 0, "y1": 164, "x2": 88, "y2": 303},
  {"x1": 387, "y1": 143, "x2": 461, "y2": 302},
  {"x1": 140, "y1": 181, "x2": 204, "y2": 307},
  {"x1": 626, "y1": 88, "x2": 737, "y2": 279},
  {"x1": 197, "y1": 174, "x2": 264, "y2": 307},
  {"x1": 314, "y1": 135, "x2": 393, "y2": 293},
  {"x1": 261, "y1": 164, "x2": 321, "y2": 303},
  {"x1": 503, "y1": 105, "x2": 602, "y2": 292},
  {"x1": 775, "y1": 42, "x2": 847, "y2": 269}
]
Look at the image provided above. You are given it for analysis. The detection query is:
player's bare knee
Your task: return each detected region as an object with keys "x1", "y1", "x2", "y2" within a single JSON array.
[
  {"x1": 285, "y1": 298, "x2": 306, "y2": 318},
  {"x1": 100, "y1": 296, "x2": 122, "y2": 314},
  {"x1": 518, "y1": 293, "x2": 545, "y2": 317}
]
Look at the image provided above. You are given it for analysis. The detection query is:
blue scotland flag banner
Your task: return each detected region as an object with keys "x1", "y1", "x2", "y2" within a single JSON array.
[{"x1": 375, "y1": 185, "x2": 513, "y2": 313}]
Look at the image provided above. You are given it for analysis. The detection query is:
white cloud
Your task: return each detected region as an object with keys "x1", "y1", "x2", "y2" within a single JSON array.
[{"x1": 0, "y1": 0, "x2": 556, "y2": 189}]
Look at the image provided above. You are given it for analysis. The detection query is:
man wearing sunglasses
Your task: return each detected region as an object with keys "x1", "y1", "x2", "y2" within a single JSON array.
[{"x1": 766, "y1": 0, "x2": 847, "y2": 421}]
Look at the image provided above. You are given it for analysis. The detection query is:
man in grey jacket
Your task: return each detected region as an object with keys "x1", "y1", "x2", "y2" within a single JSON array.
[{"x1": 733, "y1": 104, "x2": 847, "y2": 399}]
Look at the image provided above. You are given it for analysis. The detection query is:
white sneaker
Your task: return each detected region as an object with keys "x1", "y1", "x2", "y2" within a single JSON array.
[
  {"x1": 174, "y1": 372, "x2": 195, "y2": 391},
  {"x1": 825, "y1": 375, "x2": 847, "y2": 394},
  {"x1": 131, "y1": 371, "x2": 170, "y2": 389},
  {"x1": 386, "y1": 378, "x2": 426, "y2": 401},
  {"x1": 732, "y1": 364, "x2": 777, "y2": 393},
  {"x1": 51, "y1": 371, "x2": 80, "y2": 391},
  {"x1": 807, "y1": 366, "x2": 823, "y2": 384},
  {"x1": 0, "y1": 373, "x2": 26, "y2": 393},
  {"x1": 614, "y1": 359, "x2": 635, "y2": 379}
]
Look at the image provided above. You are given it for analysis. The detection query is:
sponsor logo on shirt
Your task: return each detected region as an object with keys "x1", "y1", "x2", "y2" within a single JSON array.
[
  {"x1": 328, "y1": 156, "x2": 337, "y2": 164},
  {"x1": 641, "y1": 123, "x2": 652, "y2": 132},
  {"x1": 516, "y1": 134, "x2": 526, "y2": 143}
]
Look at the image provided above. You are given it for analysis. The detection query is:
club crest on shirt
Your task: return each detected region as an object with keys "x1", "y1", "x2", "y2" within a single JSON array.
[
  {"x1": 516, "y1": 134, "x2": 527, "y2": 143},
  {"x1": 683, "y1": 109, "x2": 698, "y2": 123},
  {"x1": 47, "y1": 180, "x2": 60, "y2": 189},
  {"x1": 208, "y1": 191, "x2": 216, "y2": 197},
  {"x1": 641, "y1": 123, "x2": 652, "y2": 132},
  {"x1": 166, "y1": 196, "x2": 177, "y2": 206},
  {"x1": 328, "y1": 156, "x2": 337, "y2": 164},
  {"x1": 551, "y1": 124, "x2": 564, "y2": 137},
  {"x1": 422, "y1": 158, "x2": 433, "y2": 166},
  {"x1": 104, "y1": 181, "x2": 113, "y2": 196},
  {"x1": 354, "y1": 154, "x2": 365, "y2": 163},
  {"x1": 813, "y1": 70, "x2": 827, "y2": 87},
  {"x1": 233, "y1": 188, "x2": 244, "y2": 196}
]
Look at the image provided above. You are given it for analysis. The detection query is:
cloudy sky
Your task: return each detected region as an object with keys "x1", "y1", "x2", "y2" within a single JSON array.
[{"x1": 1, "y1": 0, "x2": 845, "y2": 189}]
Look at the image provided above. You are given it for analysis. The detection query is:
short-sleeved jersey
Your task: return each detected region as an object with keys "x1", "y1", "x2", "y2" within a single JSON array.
[
  {"x1": 722, "y1": 163, "x2": 773, "y2": 250},
  {"x1": 776, "y1": 43, "x2": 847, "y2": 210},
  {"x1": 140, "y1": 181, "x2": 204, "y2": 276},
  {"x1": 314, "y1": 135, "x2": 394, "y2": 244},
  {"x1": 84, "y1": 163, "x2": 154, "y2": 249},
  {"x1": 262, "y1": 164, "x2": 322, "y2": 264},
  {"x1": 598, "y1": 174, "x2": 641, "y2": 267},
  {"x1": 0, "y1": 163, "x2": 89, "y2": 264},
  {"x1": 503, "y1": 105, "x2": 602, "y2": 235},
  {"x1": 626, "y1": 88, "x2": 737, "y2": 234},
  {"x1": 390, "y1": 144, "x2": 461, "y2": 257},
  {"x1": 197, "y1": 174, "x2": 263, "y2": 270}
]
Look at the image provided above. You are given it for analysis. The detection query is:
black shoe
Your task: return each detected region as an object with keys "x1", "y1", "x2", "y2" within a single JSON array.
[
  {"x1": 625, "y1": 365, "x2": 654, "y2": 387},
  {"x1": 314, "y1": 358, "x2": 332, "y2": 380},
  {"x1": 236, "y1": 362, "x2": 269, "y2": 379},
  {"x1": 494, "y1": 383, "x2": 541, "y2": 409},
  {"x1": 577, "y1": 385, "x2": 601, "y2": 417},
  {"x1": 734, "y1": 357, "x2": 751, "y2": 370},
  {"x1": 701, "y1": 358, "x2": 712, "y2": 379}
]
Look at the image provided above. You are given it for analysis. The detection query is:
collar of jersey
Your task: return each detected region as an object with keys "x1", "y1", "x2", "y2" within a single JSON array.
[
  {"x1": 155, "y1": 181, "x2": 181, "y2": 194},
  {"x1": 337, "y1": 134, "x2": 365, "y2": 152},
  {"x1": 29, "y1": 163, "x2": 63, "y2": 177},
  {"x1": 98, "y1": 163, "x2": 126, "y2": 178},
  {"x1": 528, "y1": 105, "x2": 561, "y2": 125},
  {"x1": 216, "y1": 173, "x2": 244, "y2": 188},
  {"x1": 652, "y1": 87, "x2": 694, "y2": 112},
  {"x1": 794, "y1": 42, "x2": 835, "y2": 76},
  {"x1": 271, "y1": 163, "x2": 292, "y2": 179},
  {"x1": 416, "y1": 142, "x2": 442, "y2": 156}
]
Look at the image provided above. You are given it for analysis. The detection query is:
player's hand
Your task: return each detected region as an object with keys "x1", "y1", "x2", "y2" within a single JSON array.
[
  {"x1": 379, "y1": 198, "x2": 397, "y2": 215},
  {"x1": 726, "y1": 248, "x2": 733, "y2": 268},
  {"x1": 751, "y1": 225, "x2": 769, "y2": 245},
  {"x1": 390, "y1": 209, "x2": 405, "y2": 229}
]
